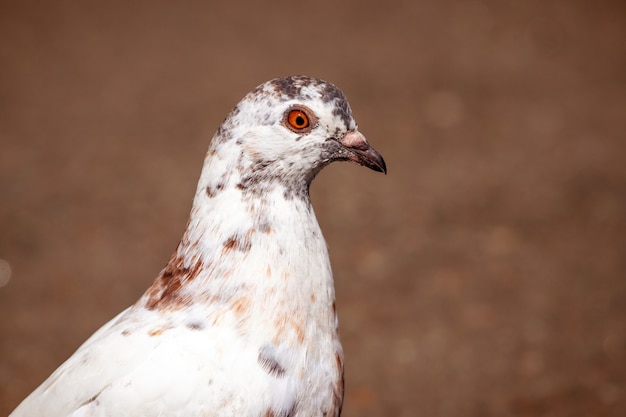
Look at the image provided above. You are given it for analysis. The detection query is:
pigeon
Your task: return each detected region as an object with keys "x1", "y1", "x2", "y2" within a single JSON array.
[{"x1": 11, "y1": 75, "x2": 386, "y2": 417}]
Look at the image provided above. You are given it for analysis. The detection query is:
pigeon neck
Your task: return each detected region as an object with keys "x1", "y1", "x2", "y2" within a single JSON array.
[{"x1": 139, "y1": 164, "x2": 334, "y2": 316}]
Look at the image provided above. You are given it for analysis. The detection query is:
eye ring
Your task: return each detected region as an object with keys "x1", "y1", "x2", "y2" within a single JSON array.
[{"x1": 283, "y1": 106, "x2": 316, "y2": 133}]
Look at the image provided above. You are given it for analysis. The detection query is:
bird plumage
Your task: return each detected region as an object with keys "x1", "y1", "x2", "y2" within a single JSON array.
[{"x1": 11, "y1": 76, "x2": 385, "y2": 417}]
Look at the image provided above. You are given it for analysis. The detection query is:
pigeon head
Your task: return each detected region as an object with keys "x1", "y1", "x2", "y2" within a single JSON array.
[{"x1": 204, "y1": 76, "x2": 386, "y2": 198}]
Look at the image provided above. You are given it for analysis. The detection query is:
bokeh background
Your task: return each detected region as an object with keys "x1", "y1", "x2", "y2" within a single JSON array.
[{"x1": 1, "y1": 1, "x2": 625, "y2": 416}]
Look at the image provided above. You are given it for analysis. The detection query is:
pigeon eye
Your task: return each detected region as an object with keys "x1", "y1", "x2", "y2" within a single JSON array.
[
  {"x1": 287, "y1": 110, "x2": 309, "y2": 130},
  {"x1": 283, "y1": 106, "x2": 316, "y2": 133}
]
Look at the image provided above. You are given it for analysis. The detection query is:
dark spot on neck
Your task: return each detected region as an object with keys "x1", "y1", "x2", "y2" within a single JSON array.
[
  {"x1": 186, "y1": 321, "x2": 205, "y2": 331},
  {"x1": 222, "y1": 231, "x2": 253, "y2": 253},
  {"x1": 236, "y1": 159, "x2": 313, "y2": 202},
  {"x1": 206, "y1": 182, "x2": 224, "y2": 198},
  {"x1": 78, "y1": 392, "x2": 101, "y2": 409},
  {"x1": 258, "y1": 221, "x2": 272, "y2": 234},
  {"x1": 258, "y1": 345, "x2": 286, "y2": 378}
]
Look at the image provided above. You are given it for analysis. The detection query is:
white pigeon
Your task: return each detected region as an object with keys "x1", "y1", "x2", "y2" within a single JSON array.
[{"x1": 11, "y1": 75, "x2": 386, "y2": 417}]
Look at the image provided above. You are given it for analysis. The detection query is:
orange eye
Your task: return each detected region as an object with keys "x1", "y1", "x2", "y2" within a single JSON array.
[{"x1": 287, "y1": 109, "x2": 309, "y2": 130}]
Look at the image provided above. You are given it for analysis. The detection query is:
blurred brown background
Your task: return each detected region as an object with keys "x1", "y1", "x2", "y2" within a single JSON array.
[{"x1": 1, "y1": 1, "x2": 625, "y2": 416}]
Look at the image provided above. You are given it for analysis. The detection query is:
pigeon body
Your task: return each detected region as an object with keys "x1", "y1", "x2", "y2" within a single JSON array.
[{"x1": 11, "y1": 76, "x2": 386, "y2": 417}]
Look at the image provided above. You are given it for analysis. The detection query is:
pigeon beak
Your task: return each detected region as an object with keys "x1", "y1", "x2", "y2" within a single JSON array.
[{"x1": 338, "y1": 131, "x2": 387, "y2": 174}]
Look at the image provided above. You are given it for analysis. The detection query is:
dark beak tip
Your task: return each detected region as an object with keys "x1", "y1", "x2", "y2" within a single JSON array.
[
  {"x1": 368, "y1": 150, "x2": 387, "y2": 175},
  {"x1": 378, "y1": 156, "x2": 387, "y2": 175}
]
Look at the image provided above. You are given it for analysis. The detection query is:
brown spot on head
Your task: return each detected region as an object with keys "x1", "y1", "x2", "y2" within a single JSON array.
[
  {"x1": 266, "y1": 265, "x2": 272, "y2": 278},
  {"x1": 310, "y1": 293, "x2": 316, "y2": 302}
]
